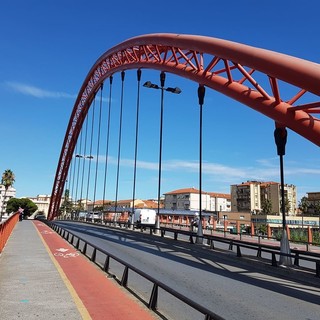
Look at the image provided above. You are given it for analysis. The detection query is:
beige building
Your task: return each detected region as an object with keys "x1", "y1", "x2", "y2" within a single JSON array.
[
  {"x1": 87, "y1": 198, "x2": 160, "y2": 211},
  {"x1": 0, "y1": 185, "x2": 16, "y2": 215},
  {"x1": 27, "y1": 194, "x2": 51, "y2": 217},
  {"x1": 231, "y1": 181, "x2": 297, "y2": 215},
  {"x1": 164, "y1": 187, "x2": 231, "y2": 212},
  {"x1": 306, "y1": 192, "x2": 320, "y2": 214}
]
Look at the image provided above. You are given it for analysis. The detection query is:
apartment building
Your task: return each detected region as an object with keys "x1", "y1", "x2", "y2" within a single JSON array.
[
  {"x1": 164, "y1": 187, "x2": 231, "y2": 212},
  {"x1": 87, "y1": 198, "x2": 159, "y2": 211},
  {"x1": 27, "y1": 194, "x2": 51, "y2": 216},
  {"x1": 305, "y1": 192, "x2": 320, "y2": 214},
  {"x1": 231, "y1": 180, "x2": 297, "y2": 215},
  {"x1": 0, "y1": 185, "x2": 16, "y2": 214}
]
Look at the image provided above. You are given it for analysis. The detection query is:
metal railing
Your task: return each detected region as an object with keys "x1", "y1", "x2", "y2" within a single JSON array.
[
  {"x1": 0, "y1": 212, "x2": 19, "y2": 253},
  {"x1": 56, "y1": 219, "x2": 320, "y2": 278},
  {"x1": 48, "y1": 222, "x2": 225, "y2": 320},
  {"x1": 159, "y1": 227, "x2": 320, "y2": 278}
]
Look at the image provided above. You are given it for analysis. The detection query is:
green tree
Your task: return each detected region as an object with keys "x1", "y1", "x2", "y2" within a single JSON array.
[
  {"x1": 298, "y1": 196, "x2": 309, "y2": 229},
  {"x1": 6, "y1": 198, "x2": 38, "y2": 218},
  {"x1": 285, "y1": 198, "x2": 291, "y2": 215},
  {"x1": 258, "y1": 224, "x2": 267, "y2": 235},
  {"x1": 311, "y1": 200, "x2": 320, "y2": 216},
  {"x1": 59, "y1": 189, "x2": 73, "y2": 217},
  {"x1": 298, "y1": 196, "x2": 309, "y2": 214},
  {"x1": 280, "y1": 197, "x2": 291, "y2": 215},
  {"x1": 312, "y1": 201, "x2": 320, "y2": 228},
  {"x1": 261, "y1": 199, "x2": 272, "y2": 214},
  {"x1": 1, "y1": 169, "x2": 15, "y2": 219}
]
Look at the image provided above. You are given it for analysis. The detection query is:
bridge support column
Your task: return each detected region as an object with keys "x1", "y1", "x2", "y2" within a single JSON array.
[
  {"x1": 236, "y1": 220, "x2": 240, "y2": 235},
  {"x1": 267, "y1": 224, "x2": 271, "y2": 238},
  {"x1": 307, "y1": 227, "x2": 312, "y2": 245}
]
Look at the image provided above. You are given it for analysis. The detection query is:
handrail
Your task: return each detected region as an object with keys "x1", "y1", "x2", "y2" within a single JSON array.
[
  {"x1": 0, "y1": 212, "x2": 20, "y2": 253},
  {"x1": 47, "y1": 221, "x2": 225, "y2": 320}
]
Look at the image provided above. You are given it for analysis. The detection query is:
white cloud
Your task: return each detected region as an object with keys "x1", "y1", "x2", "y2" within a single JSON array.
[
  {"x1": 119, "y1": 157, "x2": 320, "y2": 185},
  {"x1": 79, "y1": 153, "x2": 320, "y2": 185},
  {"x1": 104, "y1": 157, "x2": 260, "y2": 181},
  {"x1": 5, "y1": 81, "x2": 76, "y2": 99}
]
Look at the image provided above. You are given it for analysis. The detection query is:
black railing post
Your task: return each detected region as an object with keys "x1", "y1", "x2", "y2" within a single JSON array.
[
  {"x1": 103, "y1": 256, "x2": 110, "y2": 272},
  {"x1": 148, "y1": 283, "x2": 158, "y2": 310},
  {"x1": 121, "y1": 266, "x2": 129, "y2": 287},
  {"x1": 237, "y1": 245, "x2": 242, "y2": 257}
]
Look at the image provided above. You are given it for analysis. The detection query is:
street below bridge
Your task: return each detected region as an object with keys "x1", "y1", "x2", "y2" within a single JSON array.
[{"x1": 55, "y1": 221, "x2": 320, "y2": 320}]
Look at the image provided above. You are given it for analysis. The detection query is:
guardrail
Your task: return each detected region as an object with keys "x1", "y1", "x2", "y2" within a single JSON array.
[
  {"x1": 48, "y1": 222, "x2": 225, "y2": 320},
  {"x1": 65, "y1": 217, "x2": 320, "y2": 249},
  {"x1": 57, "y1": 219, "x2": 320, "y2": 278},
  {"x1": 0, "y1": 213, "x2": 20, "y2": 253},
  {"x1": 159, "y1": 227, "x2": 320, "y2": 278}
]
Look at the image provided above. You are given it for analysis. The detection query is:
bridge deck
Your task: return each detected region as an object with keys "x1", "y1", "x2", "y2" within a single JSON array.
[{"x1": 0, "y1": 220, "x2": 158, "y2": 320}]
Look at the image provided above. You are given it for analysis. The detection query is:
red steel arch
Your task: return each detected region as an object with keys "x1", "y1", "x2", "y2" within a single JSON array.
[{"x1": 48, "y1": 33, "x2": 320, "y2": 220}]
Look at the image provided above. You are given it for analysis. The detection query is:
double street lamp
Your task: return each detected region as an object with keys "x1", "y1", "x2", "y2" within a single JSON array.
[
  {"x1": 143, "y1": 81, "x2": 182, "y2": 94},
  {"x1": 75, "y1": 154, "x2": 93, "y2": 160},
  {"x1": 75, "y1": 154, "x2": 94, "y2": 216},
  {"x1": 143, "y1": 72, "x2": 182, "y2": 233}
]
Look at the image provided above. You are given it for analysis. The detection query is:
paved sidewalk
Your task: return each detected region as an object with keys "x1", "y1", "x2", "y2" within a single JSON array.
[{"x1": 0, "y1": 220, "x2": 158, "y2": 320}]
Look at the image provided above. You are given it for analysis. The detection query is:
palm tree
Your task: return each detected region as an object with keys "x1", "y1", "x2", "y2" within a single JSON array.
[
  {"x1": 298, "y1": 196, "x2": 309, "y2": 214},
  {"x1": 261, "y1": 198, "x2": 272, "y2": 214},
  {"x1": 298, "y1": 196, "x2": 309, "y2": 229},
  {"x1": 1, "y1": 169, "x2": 15, "y2": 219}
]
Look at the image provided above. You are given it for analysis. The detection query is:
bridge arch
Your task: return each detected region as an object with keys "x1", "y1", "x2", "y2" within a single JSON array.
[{"x1": 48, "y1": 33, "x2": 320, "y2": 220}]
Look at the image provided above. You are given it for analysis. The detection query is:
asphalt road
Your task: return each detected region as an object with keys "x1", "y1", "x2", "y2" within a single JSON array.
[{"x1": 54, "y1": 221, "x2": 320, "y2": 320}]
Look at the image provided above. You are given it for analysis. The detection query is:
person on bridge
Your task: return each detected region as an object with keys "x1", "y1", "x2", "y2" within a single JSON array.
[{"x1": 190, "y1": 213, "x2": 199, "y2": 232}]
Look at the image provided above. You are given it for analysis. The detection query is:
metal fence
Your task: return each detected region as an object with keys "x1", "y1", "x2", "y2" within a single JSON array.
[{"x1": 48, "y1": 222, "x2": 225, "y2": 320}]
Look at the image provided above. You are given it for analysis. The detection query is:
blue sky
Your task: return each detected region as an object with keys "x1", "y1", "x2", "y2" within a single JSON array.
[{"x1": 1, "y1": 0, "x2": 320, "y2": 203}]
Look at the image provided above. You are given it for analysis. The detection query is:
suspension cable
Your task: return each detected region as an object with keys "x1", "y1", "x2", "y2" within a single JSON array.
[
  {"x1": 67, "y1": 155, "x2": 73, "y2": 195},
  {"x1": 70, "y1": 142, "x2": 78, "y2": 207},
  {"x1": 79, "y1": 111, "x2": 89, "y2": 212},
  {"x1": 115, "y1": 71, "x2": 125, "y2": 215},
  {"x1": 85, "y1": 97, "x2": 96, "y2": 212},
  {"x1": 92, "y1": 84, "x2": 104, "y2": 213},
  {"x1": 132, "y1": 69, "x2": 142, "y2": 223},
  {"x1": 102, "y1": 76, "x2": 113, "y2": 213},
  {"x1": 74, "y1": 129, "x2": 83, "y2": 212}
]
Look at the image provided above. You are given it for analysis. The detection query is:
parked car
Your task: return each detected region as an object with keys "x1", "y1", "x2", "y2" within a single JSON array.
[
  {"x1": 86, "y1": 212, "x2": 102, "y2": 223},
  {"x1": 78, "y1": 211, "x2": 87, "y2": 221},
  {"x1": 35, "y1": 214, "x2": 47, "y2": 220}
]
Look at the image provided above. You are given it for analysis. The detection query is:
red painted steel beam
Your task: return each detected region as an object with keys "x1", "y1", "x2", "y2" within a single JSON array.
[{"x1": 48, "y1": 33, "x2": 320, "y2": 220}]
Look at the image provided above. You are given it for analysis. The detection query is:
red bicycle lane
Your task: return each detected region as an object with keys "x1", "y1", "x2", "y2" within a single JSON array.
[{"x1": 33, "y1": 221, "x2": 157, "y2": 320}]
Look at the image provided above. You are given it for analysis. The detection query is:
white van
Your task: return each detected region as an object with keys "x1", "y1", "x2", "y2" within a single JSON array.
[
  {"x1": 133, "y1": 209, "x2": 157, "y2": 227},
  {"x1": 78, "y1": 211, "x2": 87, "y2": 221}
]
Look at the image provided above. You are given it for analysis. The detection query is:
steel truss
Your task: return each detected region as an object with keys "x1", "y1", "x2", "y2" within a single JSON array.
[{"x1": 48, "y1": 33, "x2": 320, "y2": 220}]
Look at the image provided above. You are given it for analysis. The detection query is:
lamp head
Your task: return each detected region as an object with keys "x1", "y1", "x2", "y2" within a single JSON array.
[
  {"x1": 166, "y1": 87, "x2": 182, "y2": 94},
  {"x1": 143, "y1": 81, "x2": 160, "y2": 90}
]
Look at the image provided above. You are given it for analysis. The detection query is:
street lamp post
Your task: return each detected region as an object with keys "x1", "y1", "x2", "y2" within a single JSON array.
[
  {"x1": 196, "y1": 85, "x2": 205, "y2": 244},
  {"x1": 132, "y1": 69, "x2": 142, "y2": 229},
  {"x1": 274, "y1": 127, "x2": 292, "y2": 266},
  {"x1": 143, "y1": 72, "x2": 181, "y2": 234}
]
